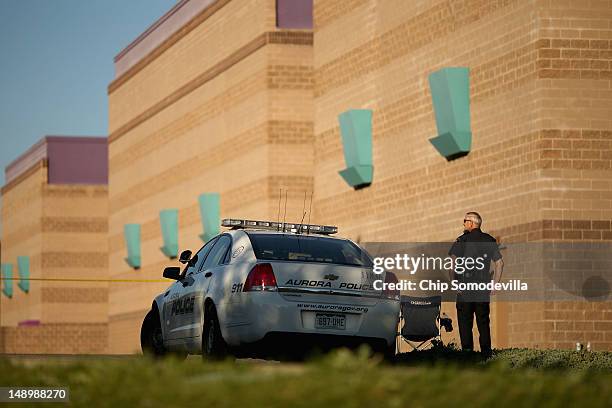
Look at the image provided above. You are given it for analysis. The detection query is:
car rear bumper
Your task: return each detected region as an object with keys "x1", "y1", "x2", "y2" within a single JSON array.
[{"x1": 221, "y1": 292, "x2": 400, "y2": 347}]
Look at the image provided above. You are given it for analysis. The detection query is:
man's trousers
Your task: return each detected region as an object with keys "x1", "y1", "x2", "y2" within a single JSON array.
[{"x1": 456, "y1": 301, "x2": 491, "y2": 353}]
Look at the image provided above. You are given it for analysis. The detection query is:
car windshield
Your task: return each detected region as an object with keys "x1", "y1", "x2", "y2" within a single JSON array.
[{"x1": 247, "y1": 233, "x2": 373, "y2": 267}]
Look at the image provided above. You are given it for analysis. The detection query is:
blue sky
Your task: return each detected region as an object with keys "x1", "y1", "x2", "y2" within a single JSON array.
[{"x1": 0, "y1": 0, "x2": 174, "y2": 185}]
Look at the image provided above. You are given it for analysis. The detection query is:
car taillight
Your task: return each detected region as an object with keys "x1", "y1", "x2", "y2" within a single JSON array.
[
  {"x1": 383, "y1": 272, "x2": 400, "y2": 301},
  {"x1": 243, "y1": 263, "x2": 277, "y2": 292}
]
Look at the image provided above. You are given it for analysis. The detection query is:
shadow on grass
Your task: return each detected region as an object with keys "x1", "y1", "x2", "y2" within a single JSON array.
[
  {"x1": 395, "y1": 347, "x2": 489, "y2": 367},
  {"x1": 392, "y1": 344, "x2": 612, "y2": 371}
]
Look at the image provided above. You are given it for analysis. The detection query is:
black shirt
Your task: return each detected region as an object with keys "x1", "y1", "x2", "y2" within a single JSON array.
[{"x1": 448, "y1": 228, "x2": 502, "y2": 282}]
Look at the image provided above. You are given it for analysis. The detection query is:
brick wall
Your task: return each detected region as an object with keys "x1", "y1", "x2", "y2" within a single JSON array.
[
  {"x1": 1, "y1": 159, "x2": 109, "y2": 354},
  {"x1": 107, "y1": 0, "x2": 314, "y2": 353},
  {"x1": 1, "y1": 324, "x2": 107, "y2": 354},
  {"x1": 1, "y1": 163, "x2": 46, "y2": 329},
  {"x1": 313, "y1": 0, "x2": 612, "y2": 350}
]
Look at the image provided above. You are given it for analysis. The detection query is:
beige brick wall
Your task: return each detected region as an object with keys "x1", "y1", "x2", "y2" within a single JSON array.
[
  {"x1": 1, "y1": 161, "x2": 109, "y2": 354},
  {"x1": 313, "y1": 0, "x2": 612, "y2": 350},
  {"x1": 108, "y1": 0, "x2": 277, "y2": 130},
  {"x1": 107, "y1": 0, "x2": 314, "y2": 353},
  {"x1": 1, "y1": 323, "x2": 107, "y2": 354},
  {"x1": 1, "y1": 163, "x2": 45, "y2": 328}
]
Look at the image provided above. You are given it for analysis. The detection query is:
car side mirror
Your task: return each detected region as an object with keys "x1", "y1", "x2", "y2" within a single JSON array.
[
  {"x1": 179, "y1": 250, "x2": 192, "y2": 264},
  {"x1": 163, "y1": 266, "x2": 181, "y2": 280}
]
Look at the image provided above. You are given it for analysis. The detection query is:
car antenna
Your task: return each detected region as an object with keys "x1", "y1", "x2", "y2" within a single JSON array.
[
  {"x1": 277, "y1": 188, "x2": 282, "y2": 232},
  {"x1": 282, "y1": 189, "x2": 288, "y2": 232},
  {"x1": 306, "y1": 190, "x2": 313, "y2": 234},
  {"x1": 298, "y1": 191, "x2": 307, "y2": 234}
]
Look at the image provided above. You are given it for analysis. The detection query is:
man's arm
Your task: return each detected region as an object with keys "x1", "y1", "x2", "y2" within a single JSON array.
[
  {"x1": 492, "y1": 258, "x2": 503, "y2": 284},
  {"x1": 448, "y1": 237, "x2": 464, "y2": 282}
]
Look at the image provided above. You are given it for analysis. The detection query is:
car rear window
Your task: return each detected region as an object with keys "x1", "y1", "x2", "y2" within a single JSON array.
[{"x1": 247, "y1": 233, "x2": 373, "y2": 267}]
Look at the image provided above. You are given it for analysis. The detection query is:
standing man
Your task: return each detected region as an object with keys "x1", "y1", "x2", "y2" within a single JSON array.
[{"x1": 448, "y1": 212, "x2": 503, "y2": 357}]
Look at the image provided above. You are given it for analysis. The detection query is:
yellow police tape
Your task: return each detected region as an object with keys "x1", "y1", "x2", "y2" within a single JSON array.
[{"x1": 0, "y1": 277, "x2": 170, "y2": 282}]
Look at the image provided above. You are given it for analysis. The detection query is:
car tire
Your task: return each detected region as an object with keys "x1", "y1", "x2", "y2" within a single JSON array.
[
  {"x1": 202, "y1": 304, "x2": 227, "y2": 360},
  {"x1": 141, "y1": 309, "x2": 167, "y2": 358}
]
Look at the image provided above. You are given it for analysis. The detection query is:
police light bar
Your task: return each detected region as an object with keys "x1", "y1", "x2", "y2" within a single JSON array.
[{"x1": 221, "y1": 219, "x2": 338, "y2": 235}]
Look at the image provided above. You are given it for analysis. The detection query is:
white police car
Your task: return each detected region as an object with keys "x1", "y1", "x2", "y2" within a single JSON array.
[{"x1": 140, "y1": 219, "x2": 400, "y2": 359}]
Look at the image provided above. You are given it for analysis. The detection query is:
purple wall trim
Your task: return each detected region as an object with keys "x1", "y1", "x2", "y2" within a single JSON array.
[
  {"x1": 46, "y1": 137, "x2": 108, "y2": 185},
  {"x1": 18, "y1": 320, "x2": 40, "y2": 326},
  {"x1": 3, "y1": 136, "x2": 108, "y2": 187},
  {"x1": 276, "y1": 0, "x2": 313, "y2": 29},
  {"x1": 114, "y1": 0, "x2": 216, "y2": 78}
]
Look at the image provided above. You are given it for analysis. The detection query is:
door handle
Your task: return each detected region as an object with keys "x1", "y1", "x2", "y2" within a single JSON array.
[{"x1": 204, "y1": 272, "x2": 212, "y2": 278}]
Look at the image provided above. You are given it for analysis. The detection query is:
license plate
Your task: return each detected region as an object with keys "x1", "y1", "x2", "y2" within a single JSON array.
[{"x1": 315, "y1": 313, "x2": 346, "y2": 330}]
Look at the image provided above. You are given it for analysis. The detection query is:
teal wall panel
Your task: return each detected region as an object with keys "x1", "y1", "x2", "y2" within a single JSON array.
[
  {"x1": 428, "y1": 67, "x2": 472, "y2": 160},
  {"x1": 159, "y1": 209, "x2": 179, "y2": 259},
  {"x1": 17, "y1": 256, "x2": 30, "y2": 293},
  {"x1": 199, "y1": 193, "x2": 220, "y2": 243},
  {"x1": 338, "y1": 109, "x2": 373, "y2": 189},
  {"x1": 2, "y1": 263, "x2": 13, "y2": 298},
  {"x1": 124, "y1": 224, "x2": 141, "y2": 269}
]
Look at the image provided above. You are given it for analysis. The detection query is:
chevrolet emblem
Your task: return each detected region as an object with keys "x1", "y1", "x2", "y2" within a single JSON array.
[{"x1": 324, "y1": 274, "x2": 339, "y2": 281}]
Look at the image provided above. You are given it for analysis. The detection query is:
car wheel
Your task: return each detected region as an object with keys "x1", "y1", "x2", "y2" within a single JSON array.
[
  {"x1": 202, "y1": 304, "x2": 227, "y2": 360},
  {"x1": 141, "y1": 309, "x2": 167, "y2": 358}
]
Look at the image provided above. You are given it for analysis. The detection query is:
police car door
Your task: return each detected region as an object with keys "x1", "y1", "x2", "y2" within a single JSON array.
[
  {"x1": 185, "y1": 234, "x2": 232, "y2": 338},
  {"x1": 165, "y1": 238, "x2": 217, "y2": 341},
  {"x1": 164, "y1": 280, "x2": 189, "y2": 342}
]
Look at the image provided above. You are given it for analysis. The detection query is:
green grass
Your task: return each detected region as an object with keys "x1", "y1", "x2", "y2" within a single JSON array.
[{"x1": 0, "y1": 348, "x2": 611, "y2": 408}]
